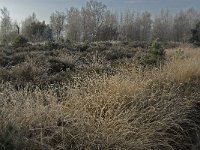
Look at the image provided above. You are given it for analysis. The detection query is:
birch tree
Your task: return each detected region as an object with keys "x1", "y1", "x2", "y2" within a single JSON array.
[
  {"x1": 0, "y1": 7, "x2": 12, "y2": 44},
  {"x1": 50, "y1": 11, "x2": 66, "y2": 41},
  {"x1": 66, "y1": 7, "x2": 81, "y2": 42},
  {"x1": 81, "y1": 0, "x2": 106, "y2": 41}
]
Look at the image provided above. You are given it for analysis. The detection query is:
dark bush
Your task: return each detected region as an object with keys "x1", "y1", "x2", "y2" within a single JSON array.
[
  {"x1": 122, "y1": 41, "x2": 129, "y2": 45},
  {"x1": 0, "y1": 55, "x2": 10, "y2": 67},
  {"x1": 48, "y1": 59, "x2": 75, "y2": 74},
  {"x1": 87, "y1": 43, "x2": 108, "y2": 52},
  {"x1": 13, "y1": 64, "x2": 34, "y2": 82},
  {"x1": 162, "y1": 42, "x2": 181, "y2": 49},
  {"x1": 0, "y1": 54, "x2": 25, "y2": 67},
  {"x1": 106, "y1": 50, "x2": 134, "y2": 61},
  {"x1": 13, "y1": 35, "x2": 28, "y2": 47},
  {"x1": 128, "y1": 41, "x2": 150, "y2": 48},
  {"x1": 0, "y1": 123, "x2": 24, "y2": 150},
  {"x1": 0, "y1": 63, "x2": 42, "y2": 83},
  {"x1": 44, "y1": 41, "x2": 59, "y2": 50},
  {"x1": 75, "y1": 42, "x2": 89, "y2": 52},
  {"x1": 0, "y1": 68, "x2": 10, "y2": 82},
  {"x1": 190, "y1": 21, "x2": 200, "y2": 46}
]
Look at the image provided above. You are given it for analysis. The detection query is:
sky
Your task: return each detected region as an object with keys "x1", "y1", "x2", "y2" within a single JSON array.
[{"x1": 0, "y1": 0, "x2": 199, "y2": 23}]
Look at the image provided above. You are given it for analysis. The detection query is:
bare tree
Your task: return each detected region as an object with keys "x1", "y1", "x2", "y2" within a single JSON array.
[
  {"x1": 172, "y1": 8, "x2": 199, "y2": 42},
  {"x1": 118, "y1": 10, "x2": 132, "y2": 41},
  {"x1": 153, "y1": 9, "x2": 173, "y2": 41},
  {"x1": 0, "y1": 7, "x2": 12, "y2": 44},
  {"x1": 66, "y1": 7, "x2": 81, "y2": 42},
  {"x1": 141, "y1": 12, "x2": 152, "y2": 41},
  {"x1": 81, "y1": 0, "x2": 106, "y2": 41},
  {"x1": 124, "y1": 9, "x2": 135, "y2": 41},
  {"x1": 98, "y1": 10, "x2": 118, "y2": 41},
  {"x1": 50, "y1": 11, "x2": 66, "y2": 42}
]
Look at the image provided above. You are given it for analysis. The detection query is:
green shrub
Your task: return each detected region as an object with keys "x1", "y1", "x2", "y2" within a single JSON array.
[
  {"x1": 136, "y1": 39, "x2": 166, "y2": 67},
  {"x1": 59, "y1": 36, "x2": 65, "y2": 44},
  {"x1": 13, "y1": 35, "x2": 28, "y2": 47},
  {"x1": 149, "y1": 39, "x2": 165, "y2": 57}
]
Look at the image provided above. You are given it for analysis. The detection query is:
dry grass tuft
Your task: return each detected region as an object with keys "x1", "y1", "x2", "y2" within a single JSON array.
[{"x1": 0, "y1": 46, "x2": 200, "y2": 149}]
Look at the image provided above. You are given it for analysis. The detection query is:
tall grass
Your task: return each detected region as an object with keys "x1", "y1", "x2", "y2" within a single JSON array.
[{"x1": 0, "y1": 47, "x2": 200, "y2": 149}]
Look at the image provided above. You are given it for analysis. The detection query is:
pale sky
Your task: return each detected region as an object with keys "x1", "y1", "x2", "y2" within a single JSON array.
[{"x1": 0, "y1": 0, "x2": 199, "y2": 23}]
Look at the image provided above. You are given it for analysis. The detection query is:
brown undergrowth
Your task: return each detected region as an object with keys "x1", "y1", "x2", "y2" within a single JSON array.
[{"x1": 0, "y1": 46, "x2": 200, "y2": 150}]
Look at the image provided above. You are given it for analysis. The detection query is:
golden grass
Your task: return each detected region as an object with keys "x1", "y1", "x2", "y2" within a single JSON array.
[
  {"x1": 0, "y1": 46, "x2": 200, "y2": 149},
  {"x1": 165, "y1": 47, "x2": 200, "y2": 83}
]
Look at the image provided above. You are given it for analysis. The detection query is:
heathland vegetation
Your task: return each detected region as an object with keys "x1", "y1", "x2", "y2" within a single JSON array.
[{"x1": 0, "y1": 0, "x2": 200, "y2": 150}]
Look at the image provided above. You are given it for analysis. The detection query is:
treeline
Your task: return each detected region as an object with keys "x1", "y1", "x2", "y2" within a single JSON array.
[{"x1": 0, "y1": 0, "x2": 200, "y2": 44}]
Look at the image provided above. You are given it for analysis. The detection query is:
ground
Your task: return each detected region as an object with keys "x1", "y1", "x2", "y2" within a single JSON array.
[{"x1": 0, "y1": 42, "x2": 200, "y2": 150}]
